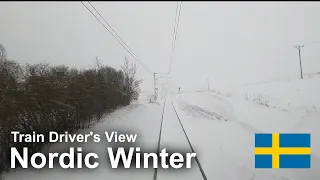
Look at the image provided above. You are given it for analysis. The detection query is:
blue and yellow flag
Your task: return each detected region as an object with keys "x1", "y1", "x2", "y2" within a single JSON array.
[{"x1": 255, "y1": 133, "x2": 311, "y2": 168}]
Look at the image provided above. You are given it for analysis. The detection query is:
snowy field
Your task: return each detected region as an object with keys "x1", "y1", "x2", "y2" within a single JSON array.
[
  {"x1": 3, "y1": 76, "x2": 320, "y2": 180},
  {"x1": 173, "y1": 74, "x2": 320, "y2": 180}
]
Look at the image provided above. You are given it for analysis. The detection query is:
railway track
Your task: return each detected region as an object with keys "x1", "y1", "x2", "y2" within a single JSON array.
[{"x1": 153, "y1": 95, "x2": 207, "y2": 180}]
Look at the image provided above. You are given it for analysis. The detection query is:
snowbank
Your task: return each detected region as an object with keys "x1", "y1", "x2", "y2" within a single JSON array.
[{"x1": 173, "y1": 75, "x2": 320, "y2": 180}]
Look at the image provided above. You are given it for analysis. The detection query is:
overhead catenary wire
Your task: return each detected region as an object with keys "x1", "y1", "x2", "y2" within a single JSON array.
[
  {"x1": 168, "y1": 1, "x2": 183, "y2": 75},
  {"x1": 87, "y1": 1, "x2": 150, "y2": 72},
  {"x1": 80, "y1": 1, "x2": 153, "y2": 74}
]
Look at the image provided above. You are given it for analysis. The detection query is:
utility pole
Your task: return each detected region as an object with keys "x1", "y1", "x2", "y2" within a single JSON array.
[
  {"x1": 294, "y1": 45, "x2": 304, "y2": 79},
  {"x1": 153, "y1": 73, "x2": 156, "y2": 100},
  {"x1": 207, "y1": 78, "x2": 210, "y2": 91}
]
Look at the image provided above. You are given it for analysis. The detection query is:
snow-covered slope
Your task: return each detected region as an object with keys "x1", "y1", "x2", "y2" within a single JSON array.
[
  {"x1": 223, "y1": 74, "x2": 320, "y2": 156},
  {"x1": 172, "y1": 74, "x2": 320, "y2": 180}
]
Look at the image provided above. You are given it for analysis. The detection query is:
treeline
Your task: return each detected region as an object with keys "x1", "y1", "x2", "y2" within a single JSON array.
[{"x1": 0, "y1": 44, "x2": 141, "y2": 173}]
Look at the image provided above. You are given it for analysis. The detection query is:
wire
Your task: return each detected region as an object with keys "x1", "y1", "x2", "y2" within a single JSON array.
[
  {"x1": 87, "y1": 1, "x2": 150, "y2": 72},
  {"x1": 168, "y1": 1, "x2": 183, "y2": 75},
  {"x1": 304, "y1": 40, "x2": 320, "y2": 46},
  {"x1": 167, "y1": 2, "x2": 179, "y2": 74},
  {"x1": 81, "y1": 1, "x2": 153, "y2": 74}
]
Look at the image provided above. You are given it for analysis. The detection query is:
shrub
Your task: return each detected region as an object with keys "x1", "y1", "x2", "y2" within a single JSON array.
[{"x1": 0, "y1": 45, "x2": 141, "y2": 173}]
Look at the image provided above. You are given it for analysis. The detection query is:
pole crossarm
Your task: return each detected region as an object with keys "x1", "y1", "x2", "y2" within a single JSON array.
[{"x1": 156, "y1": 76, "x2": 172, "y2": 81}]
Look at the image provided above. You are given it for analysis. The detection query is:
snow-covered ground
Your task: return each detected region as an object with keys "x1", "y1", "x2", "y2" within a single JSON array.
[
  {"x1": 3, "y1": 92, "x2": 164, "y2": 180},
  {"x1": 3, "y1": 76, "x2": 320, "y2": 180},
  {"x1": 173, "y1": 74, "x2": 320, "y2": 180},
  {"x1": 213, "y1": 74, "x2": 320, "y2": 156}
]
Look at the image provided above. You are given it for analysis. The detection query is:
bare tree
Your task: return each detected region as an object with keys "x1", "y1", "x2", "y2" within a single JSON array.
[
  {"x1": 0, "y1": 45, "x2": 7, "y2": 61},
  {"x1": 121, "y1": 57, "x2": 142, "y2": 102}
]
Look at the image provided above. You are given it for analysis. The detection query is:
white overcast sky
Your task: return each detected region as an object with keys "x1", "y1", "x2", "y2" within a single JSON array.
[{"x1": 1, "y1": 2, "x2": 320, "y2": 92}]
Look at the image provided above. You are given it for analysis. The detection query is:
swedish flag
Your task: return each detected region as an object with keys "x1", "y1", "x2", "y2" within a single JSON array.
[{"x1": 255, "y1": 133, "x2": 311, "y2": 168}]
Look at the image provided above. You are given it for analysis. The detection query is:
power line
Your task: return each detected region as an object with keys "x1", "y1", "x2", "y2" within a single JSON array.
[
  {"x1": 168, "y1": 2, "x2": 179, "y2": 75},
  {"x1": 164, "y1": 2, "x2": 182, "y2": 89},
  {"x1": 168, "y1": 2, "x2": 182, "y2": 75},
  {"x1": 168, "y1": 1, "x2": 183, "y2": 75},
  {"x1": 303, "y1": 40, "x2": 320, "y2": 46},
  {"x1": 170, "y1": 2, "x2": 179, "y2": 57},
  {"x1": 87, "y1": 1, "x2": 150, "y2": 72},
  {"x1": 80, "y1": 1, "x2": 153, "y2": 74}
]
